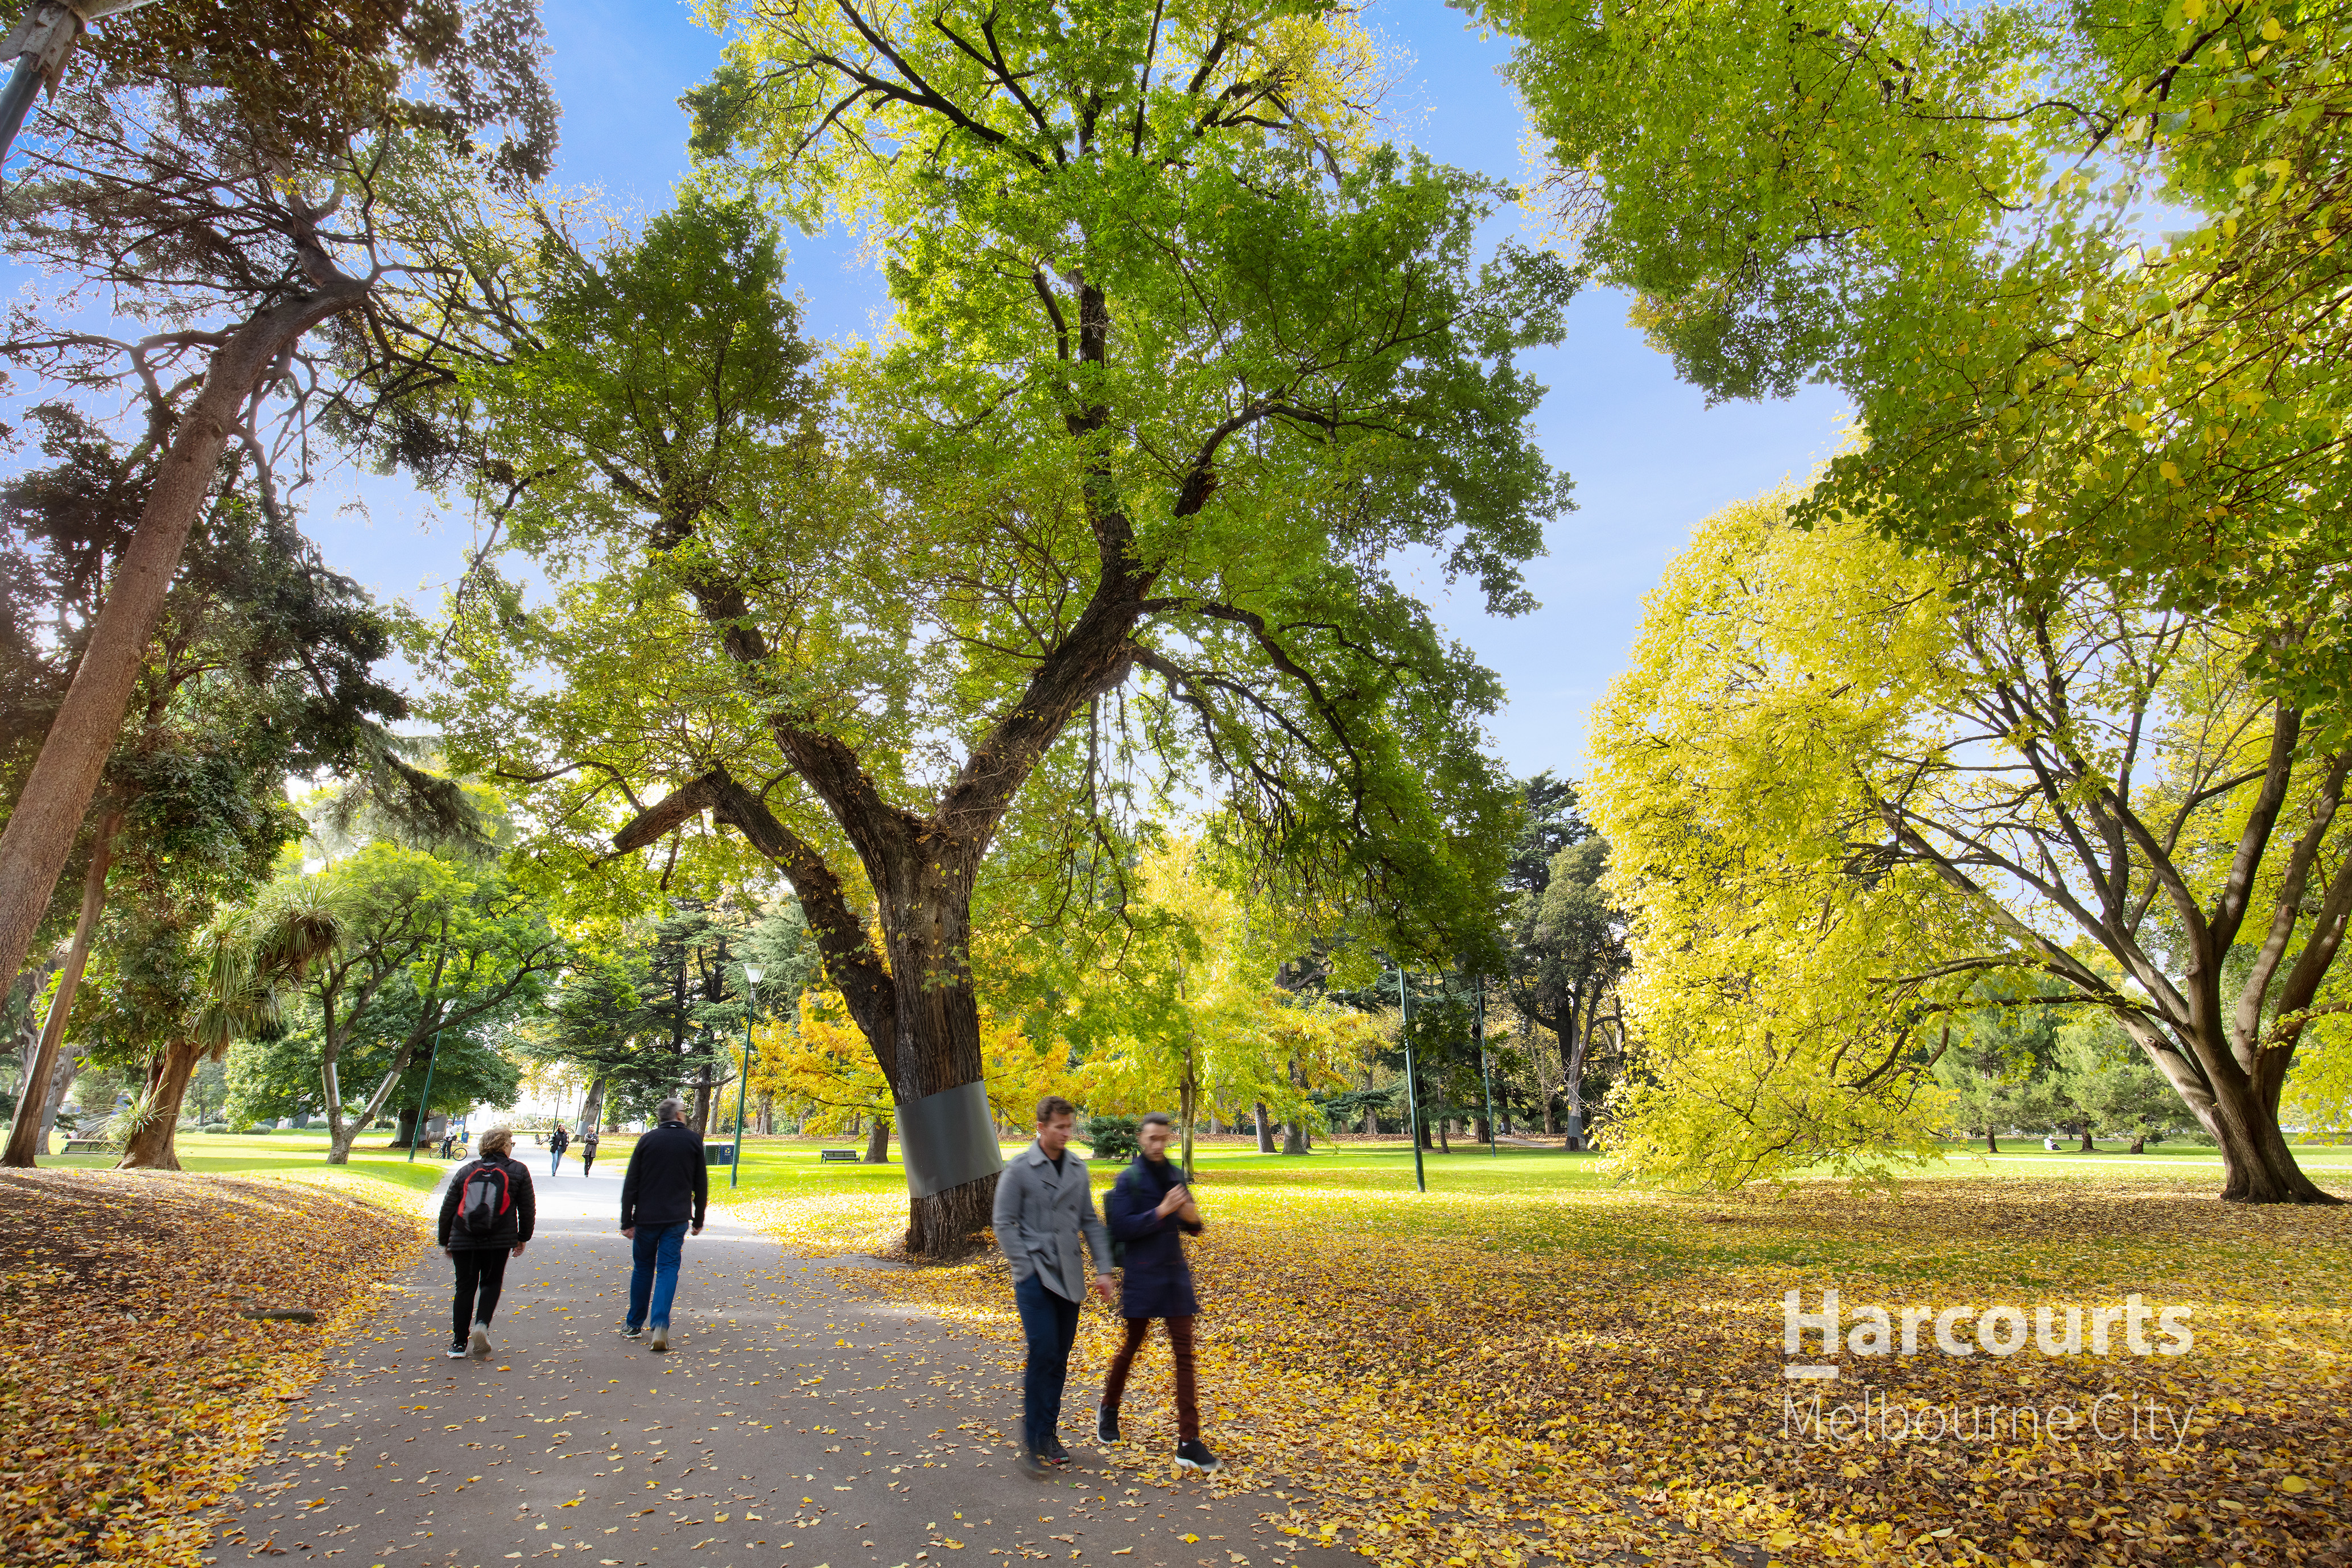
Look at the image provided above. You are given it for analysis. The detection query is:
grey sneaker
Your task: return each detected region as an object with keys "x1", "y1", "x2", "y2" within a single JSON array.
[
  {"x1": 467, "y1": 1323, "x2": 492, "y2": 1360},
  {"x1": 650, "y1": 1323, "x2": 670, "y2": 1353},
  {"x1": 1095, "y1": 1405, "x2": 1120, "y2": 1444},
  {"x1": 1174, "y1": 1440, "x2": 1221, "y2": 1473}
]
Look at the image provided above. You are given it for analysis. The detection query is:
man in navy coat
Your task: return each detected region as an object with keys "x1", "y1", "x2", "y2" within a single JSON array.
[{"x1": 1098, "y1": 1111, "x2": 1219, "y2": 1472}]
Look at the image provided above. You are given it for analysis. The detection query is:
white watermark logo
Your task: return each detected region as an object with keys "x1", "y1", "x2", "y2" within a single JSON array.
[
  {"x1": 1781, "y1": 1289, "x2": 2192, "y2": 1380},
  {"x1": 1781, "y1": 1387, "x2": 2204, "y2": 1453}
]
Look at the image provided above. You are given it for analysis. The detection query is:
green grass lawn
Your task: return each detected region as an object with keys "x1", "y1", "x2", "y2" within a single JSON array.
[{"x1": 38, "y1": 1127, "x2": 2352, "y2": 1222}]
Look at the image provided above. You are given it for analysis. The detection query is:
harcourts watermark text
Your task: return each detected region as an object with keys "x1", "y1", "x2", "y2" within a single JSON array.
[
  {"x1": 1782, "y1": 1288, "x2": 2192, "y2": 1372},
  {"x1": 1777, "y1": 1289, "x2": 2202, "y2": 1450}
]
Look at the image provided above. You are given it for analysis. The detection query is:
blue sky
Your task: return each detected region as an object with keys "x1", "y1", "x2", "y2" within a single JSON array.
[{"x1": 310, "y1": 0, "x2": 1847, "y2": 781}]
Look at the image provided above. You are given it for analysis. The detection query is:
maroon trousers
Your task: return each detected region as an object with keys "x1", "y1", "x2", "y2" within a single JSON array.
[{"x1": 1101, "y1": 1315, "x2": 1198, "y2": 1442}]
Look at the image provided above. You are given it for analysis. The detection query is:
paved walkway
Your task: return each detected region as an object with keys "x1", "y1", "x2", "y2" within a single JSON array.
[{"x1": 205, "y1": 1163, "x2": 1309, "y2": 1568}]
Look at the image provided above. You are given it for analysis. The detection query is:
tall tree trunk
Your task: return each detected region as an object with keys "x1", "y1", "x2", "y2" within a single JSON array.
[
  {"x1": 864, "y1": 1113, "x2": 892, "y2": 1163},
  {"x1": 580, "y1": 1074, "x2": 609, "y2": 1137},
  {"x1": 1178, "y1": 1038, "x2": 1198, "y2": 1178},
  {"x1": 38, "y1": 1050, "x2": 78, "y2": 1153},
  {"x1": 1282, "y1": 1119, "x2": 1306, "y2": 1156},
  {"x1": 2078, "y1": 1123, "x2": 2097, "y2": 1153},
  {"x1": 1986, "y1": 1129, "x2": 2000, "y2": 1154},
  {"x1": 1253, "y1": 1101, "x2": 1274, "y2": 1153},
  {"x1": 3, "y1": 810, "x2": 121, "y2": 1167},
  {"x1": 116, "y1": 1038, "x2": 202, "y2": 1169},
  {"x1": 1561, "y1": 993, "x2": 1591, "y2": 1151},
  {"x1": 322, "y1": 1038, "x2": 418, "y2": 1166},
  {"x1": 2135, "y1": 1018, "x2": 2334, "y2": 1202},
  {"x1": 0, "y1": 282, "x2": 369, "y2": 1006}
]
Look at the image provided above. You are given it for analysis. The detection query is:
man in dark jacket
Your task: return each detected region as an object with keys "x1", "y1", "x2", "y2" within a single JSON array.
[
  {"x1": 436, "y1": 1124, "x2": 536, "y2": 1361},
  {"x1": 548, "y1": 1123, "x2": 571, "y2": 1175},
  {"x1": 1099, "y1": 1111, "x2": 1218, "y2": 1472},
  {"x1": 619, "y1": 1099, "x2": 708, "y2": 1352}
]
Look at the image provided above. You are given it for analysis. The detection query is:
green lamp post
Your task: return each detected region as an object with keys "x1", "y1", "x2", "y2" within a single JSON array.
[
  {"x1": 406, "y1": 1030, "x2": 443, "y2": 1163},
  {"x1": 1394, "y1": 964, "x2": 1425, "y2": 1194},
  {"x1": 730, "y1": 963, "x2": 763, "y2": 1188}
]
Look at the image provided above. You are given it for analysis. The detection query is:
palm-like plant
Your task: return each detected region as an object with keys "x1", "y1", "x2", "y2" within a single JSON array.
[{"x1": 116, "y1": 885, "x2": 342, "y2": 1169}]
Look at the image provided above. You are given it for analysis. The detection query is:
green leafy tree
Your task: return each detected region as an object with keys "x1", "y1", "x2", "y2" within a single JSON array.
[
  {"x1": 1590, "y1": 485, "x2": 2344, "y2": 1201},
  {"x1": 1483, "y1": 0, "x2": 2352, "y2": 703},
  {"x1": 1, "y1": 447, "x2": 435, "y2": 1167},
  {"x1": 403, "y1": 0, "x2": 1568, "y2": 1251},
  {"x1": 0, "y1": 0, "x2": 556, "y2": 1018},
  {"x1": 260, "y1": 841, "x2": 563, "y2": 1164},
  {"x1": 2056, "y1": 1015, "x2": 2189, "y2": 1154}
]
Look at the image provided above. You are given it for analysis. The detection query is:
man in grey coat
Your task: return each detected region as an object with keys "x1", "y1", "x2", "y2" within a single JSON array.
[{"x1": 992, "y1": 1094, "x2": 1113, "y2": 1478}]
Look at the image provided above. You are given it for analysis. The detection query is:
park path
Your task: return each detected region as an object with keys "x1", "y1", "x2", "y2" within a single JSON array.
[{"x1": 202, "y1": 1160, "x2": 1315, "y2": 1568}]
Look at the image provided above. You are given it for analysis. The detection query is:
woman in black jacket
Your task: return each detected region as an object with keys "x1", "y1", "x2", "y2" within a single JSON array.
[
  {"x1": 436, "y1": 1125, "x2": 536, "y2": 1360},
  {"x1": 1097, "y1": 1112, "x2": 1218, "y2": 1471}
]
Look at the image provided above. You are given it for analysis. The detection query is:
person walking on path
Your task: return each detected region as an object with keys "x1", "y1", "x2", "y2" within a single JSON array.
[
  {"x1": 578, "y1": 1126, "x2": 601, "y2": 1177},
  {"x1": 1098, "y1": 1112, "x2": 1219, "y2": 1471},
  {"x1": 992, "y1": 1095, "x2": 1113, "y2": 1479},
  {"x1": 548, "y1": 1123, "x2": 571, "y2": 1175},
  {"x1": 436, "y1": 1125, "x2": 535, "y2": 1361},
  {"x1": 618, "y1": 1098, "x2": 707, "y2": 1352}
]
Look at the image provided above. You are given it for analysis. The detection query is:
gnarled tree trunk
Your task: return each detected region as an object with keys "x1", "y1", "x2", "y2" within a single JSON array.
[
  {"x1": 117, "y1": 1038, "x2": 203, "y2": 1169},
  {"x1": 864, "y1": 1113, "x2": 892, "y2": 1164}
]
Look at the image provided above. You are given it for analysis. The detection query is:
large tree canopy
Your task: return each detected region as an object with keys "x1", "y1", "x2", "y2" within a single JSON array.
[
  {"x1": 400, "y1": 0, "x2": 1571, "y2": 1253},
  {"x1": 1482, "y1": 0, "x2": 2352, "y2": 705},
  {"x1": 1589, "y1": 485, "x2": 2346, "y2": 1202}
]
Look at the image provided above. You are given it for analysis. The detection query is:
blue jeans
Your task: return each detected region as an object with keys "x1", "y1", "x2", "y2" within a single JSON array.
[
  {"x1": 627, "y1": 1221, "x2": 691, "y2": 1329},
  {"x1": 550, "y1": 1150, "x2": 565, "y2": 1175},
  {"x1": 1013, "y1": 1271, "x2": 1082, "y2": 1454}
]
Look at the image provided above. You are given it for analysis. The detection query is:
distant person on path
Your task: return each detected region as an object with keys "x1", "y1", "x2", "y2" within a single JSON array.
[
  {"x1": 549, "y1": 1123, "x2": 571, "y2": 1175},
  {"x1": 436, "y1": 1125, "x2": 535, "y2": 1361},
  {"x1": 438, "y1": 1127, "x2": 455, "y2": 1159},
  {"x1": 1099, "y1": 1111, "x2": 1218, "y2": 1472},
  {"x1": 618, "y1": 1098, "x2": 707, "y2": 1352},
  {"x1": 579, "y1": 1127, "x2": 601, "y2": 1177},
  {"x1": 992, "y1": 1095, "x2": 1113, "y2": 1479}
]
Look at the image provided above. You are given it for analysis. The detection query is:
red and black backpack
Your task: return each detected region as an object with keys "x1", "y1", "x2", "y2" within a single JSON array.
[{"x1": 459, "y1": 1161, "x2": 513, "y2": 1236}]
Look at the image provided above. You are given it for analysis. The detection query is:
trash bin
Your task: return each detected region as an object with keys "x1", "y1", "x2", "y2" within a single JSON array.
[{"x1": 705, "y1": 1141, "x2": 735, "y2": 1166}]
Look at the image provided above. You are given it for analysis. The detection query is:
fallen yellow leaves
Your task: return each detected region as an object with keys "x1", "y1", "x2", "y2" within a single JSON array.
[
  {"x1": 0, "y1": 1169, "x2": 422, "y2": 1567},
  {"x1": 736, "y1": 1167, "x2": 2352, "y2": 1566}
]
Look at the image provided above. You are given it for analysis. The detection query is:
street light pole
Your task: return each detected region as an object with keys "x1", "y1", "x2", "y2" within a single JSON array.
[
  {"x1": 407, "y1": 1030, "x2": 443, "y2": 1164},
  {"x1": 732, "y1": 963, "x2": 764, "y2": 1189},
  {"x1": 1394, "y1": 963, "x2": 1425, "y2": 1194}
]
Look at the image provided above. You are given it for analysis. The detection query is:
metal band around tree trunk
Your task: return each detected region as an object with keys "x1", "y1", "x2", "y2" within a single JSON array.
[{"x1": 897, "y1": 1079, "x2": 1002, "y2": 1198}]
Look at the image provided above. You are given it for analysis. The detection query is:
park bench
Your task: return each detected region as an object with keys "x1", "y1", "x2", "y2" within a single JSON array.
[
  {"x1": 819, "y1": 1149, "x2": 861, "y2": 1162},
  {"x1": 60, "y1": 1139, "x2": 117, "y2": 1155}
]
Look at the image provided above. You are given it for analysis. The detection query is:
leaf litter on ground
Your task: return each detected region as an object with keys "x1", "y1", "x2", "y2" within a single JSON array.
[
  {"x1": 729, "y1": 1166, "x2": 2351, "y2": 1567},
  {"x1": 0, "y1": 1169, "x2": 423, "y2": 1567}
]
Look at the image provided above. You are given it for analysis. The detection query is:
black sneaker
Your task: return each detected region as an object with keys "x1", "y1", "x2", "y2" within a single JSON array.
[
  {"x1": 1174, "y1": 1440, "x2": 1221, "y2": 1473},
  {"x1": 1095, "y1": 1406, "x2": 1121, "y2": 1444},
  {"x1": 1017, "y1": 1449, "x2": 1053, "y2": 1480},
  {"x1": 619, "y1": 1324, "x2": 644, "y2": 1340},
  {"x1": 444, "y1": 1343, "x2": 468, "y2": 1360},
  {"x1": 1043, "y1": 1435, "x2": 1072, "y2": 1467}
]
